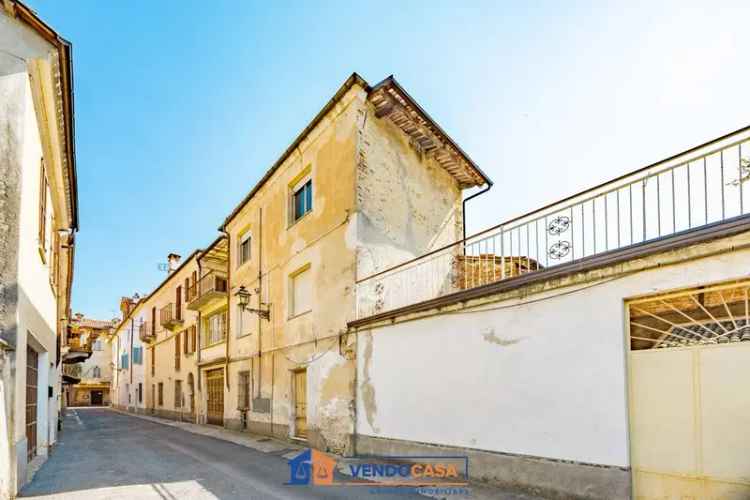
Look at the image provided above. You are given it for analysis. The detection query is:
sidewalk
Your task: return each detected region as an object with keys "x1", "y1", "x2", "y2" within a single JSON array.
[
  {"x1": 108, "y1": 407, "x2": 299, "y2": 454},
  {"x1": 108, "y1": 408, "x2": 547, "y2": 500}
]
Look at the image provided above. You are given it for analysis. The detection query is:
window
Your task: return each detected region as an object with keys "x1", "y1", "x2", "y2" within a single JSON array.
[
  {"x1": 205, "y1": 310, "x2": 227, "y2": 345},
  {"x1": 151, "y1": 307, "x2": 156, "y2": 336},
  {"x1": 121, "y1": 353, "x2": 129, "y2": 369},
  {"x1": 236, "y1": 304, "x2": 248, "y2": 338},
  {"x1": 190, "y1": 325, "x2": 196, "y2": 353},
  {"x1": 92, "y1": 366, "x2": 101, "y2": 378},
  {"x1": 292, "y1": 179, "x2": 312, "y2": 222},
  {"x1": 289, "y1": 265, "x2": 312, "y2": 317},
  {"x1": 158, "y1": 382, "x2": 164, "y2": 406},
  {"x1": 93, "y1": 340, "x2": 102, "y2": 351},
  {"x1": 238, "y1": 232, "x2": 252, "y2": 267},
  {"x1": 138, "y1": 383, "x2": 142, "y2": 403},
  {"x1": 133, "y1": 346, "x2": 143, "y2": 364},
  {"x1": 175, "y1": 286, "x2": 182, "y2": 321},
  {"x1": 238, "y1": 371, "x2": 250, "y2": 409},
  {"x1": 151, "y1": 346, "x2": 155, "y2": 376},
  {"x1": 174, "y1": 380, "x2": 182, "y2": 408},
  {"x1": 183, "y1": 330, "x2": 189, "y2": 355},
  {"x1": 38, "y1": 159, "x2": 48, "y2": 257},
  {"x1": 174, "y1": 334, "x2": 181, "y2": 371}
]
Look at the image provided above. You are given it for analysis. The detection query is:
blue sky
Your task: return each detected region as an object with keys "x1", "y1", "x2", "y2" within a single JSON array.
[{"x1": 27, "y1": 1, "x2": 750, "y2": 320}]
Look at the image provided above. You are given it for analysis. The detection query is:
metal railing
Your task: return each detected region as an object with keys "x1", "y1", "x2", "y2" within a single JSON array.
[
  {"x1": 187, "y1": 272, "x2": 227, "y2": 304},
  {"x1": 160, "y1": 303, "x2": 181, "y2": 326},
  {"x1": 66, "y1": 336, "x2": 92, "y2": 352},
  {"x1": 355, "y1": 129, "x2": 750, "y2": 320},
  {"x1": 139, "y1": 320, "x2": 155, "y2": 342}
]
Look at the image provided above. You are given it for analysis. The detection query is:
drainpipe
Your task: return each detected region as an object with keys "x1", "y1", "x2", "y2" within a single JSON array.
[
  {"x1": 222, "y1": 229, "x2": 231, "y2": 391},
  {"x1": 462, "y1": 181, "x2": 494, "y2": 244},
  {"x1": 196, "y1": 258, "x2": 202, "y2": 392},
  {"x1": 257, "y1": 207, "x2": 263, "y2": 399}
]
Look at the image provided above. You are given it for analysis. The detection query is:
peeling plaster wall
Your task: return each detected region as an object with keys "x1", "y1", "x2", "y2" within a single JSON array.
[
  {"x1": 355, "y1": 240, "x2": 750, "y2": 484},
  {"x1": 225, "y1": 85, "x2": 363, "y2": 453},
  {"x1": 355, "y1": 99, "x2": 463, "y2": 279}
]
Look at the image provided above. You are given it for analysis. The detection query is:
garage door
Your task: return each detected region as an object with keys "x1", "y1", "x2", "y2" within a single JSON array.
[{"x1": 628, "y1": 282, "x2": 750, "y2": 499}]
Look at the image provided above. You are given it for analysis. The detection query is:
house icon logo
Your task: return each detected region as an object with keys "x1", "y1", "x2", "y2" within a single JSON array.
[{"x1": 286, "y1": 448, "x2": 336, "y2": 486}]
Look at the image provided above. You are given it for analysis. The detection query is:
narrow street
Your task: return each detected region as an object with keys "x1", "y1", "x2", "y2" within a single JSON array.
[{"x1": 20, "y1": 408, "x2": 426, "y2": 500}]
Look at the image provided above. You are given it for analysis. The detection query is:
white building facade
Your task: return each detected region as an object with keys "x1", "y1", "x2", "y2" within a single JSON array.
[{"x1": 0, "y1": 2, "x2": 78, "y2": 497}]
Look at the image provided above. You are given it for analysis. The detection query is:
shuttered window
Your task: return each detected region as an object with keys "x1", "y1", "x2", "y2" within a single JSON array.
[
  {"x1": 174, "y1": 334, "x2": 180, "y2": 370},
  {"x1": 183, "y1": 330, "x2": 189, "y2": 355},
  {"x1": 190, "y1": 325, "x2": 197, "y2": 353},
  {"x1": 238, "y1": 371, "x2": 250, "y2": 409},
  {"x1": 151, "y1": 346, "x2": 155, "y2": 376},
  {"x1": 174, "y1": 380, "x2": 182, "y2": 408},
  {"x1": 158, "y1": 382, "x2": 163, "y2": 406},
  {"x1": 175, "y1": 286, "x2": 182, "y2": 321},
  {"x1": 38, "y1": 159, "x2": 47, "y2": 256}
]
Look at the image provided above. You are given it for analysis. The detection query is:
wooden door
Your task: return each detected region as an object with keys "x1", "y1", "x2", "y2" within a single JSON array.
[
  {"x1": 206, "y1": 369, "x2": 224, "y2": 426},
  {"x1": 26, "y1": 346, "x2": 38, "y2": 461},
  {"x1": 293, "y1": 370, "x2": 307, "y2": 439}
]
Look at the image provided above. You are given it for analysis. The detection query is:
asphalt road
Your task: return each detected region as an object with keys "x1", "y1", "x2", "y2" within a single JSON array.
[{"x1": 20, "y1": 408, "x2": 427, "y2": 500}]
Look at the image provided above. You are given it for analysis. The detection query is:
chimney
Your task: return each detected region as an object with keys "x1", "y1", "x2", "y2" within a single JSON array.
[
  {"x1": 120, "y1": 296, "x2": 135, "y2": 319},
  {"x1": 167, "y1": 253, "x2": 181, "y2": 273}
]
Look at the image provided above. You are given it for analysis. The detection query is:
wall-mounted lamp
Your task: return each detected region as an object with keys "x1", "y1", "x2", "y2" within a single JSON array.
[{"x1": 235, "y1": 286, "x2": 270, "y2": 321}]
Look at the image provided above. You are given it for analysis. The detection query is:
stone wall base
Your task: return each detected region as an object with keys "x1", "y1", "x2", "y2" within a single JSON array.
[{"x1": 355, "y1": 434, "x2": 631, "y2": 500}]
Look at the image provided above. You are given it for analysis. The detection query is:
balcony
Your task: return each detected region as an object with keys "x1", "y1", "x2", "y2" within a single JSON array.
[
  {"x1": 187, "y1": 272, "x2": 228, "y2": 311},
  {"x1": 139, "y1": 320, "x2": 155, "y2": 343},
  {"x1": 355, "y1": 127, "x2": 750, "y2": 321},
  {"x1": 160, "y1": 303, "x2": 183, "y2": 330},
  {"x1": 62, "y1": 364, "x2": 81, "y2": 384},
  {"x1": 62, "y1": 335, "x2": 92, "y2": 364}
]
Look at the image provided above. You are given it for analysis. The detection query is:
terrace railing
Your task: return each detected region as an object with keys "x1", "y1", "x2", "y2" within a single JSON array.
[{"x1": 355, "y1": 128, "x2": 750, "y2": 320}]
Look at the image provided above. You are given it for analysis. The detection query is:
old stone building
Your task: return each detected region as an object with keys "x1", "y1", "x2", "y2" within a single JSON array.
[
  {"x1": 0, "y1": 2, "x2": 78, "y2": 496},
  {"x1": 64, "y1": 315, "x2": 114, "y2": 407},
  {"x1": 219, "y1": 73, "x2": 490, "y2": 454},
  {"x1": 111, "y1": 73, "x2": 491, "y2": 457}
]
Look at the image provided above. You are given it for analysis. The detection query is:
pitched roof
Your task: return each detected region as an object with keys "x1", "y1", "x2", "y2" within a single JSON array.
[{"x1": 220, "y1": 72, "x2": 491, "y2": 229}]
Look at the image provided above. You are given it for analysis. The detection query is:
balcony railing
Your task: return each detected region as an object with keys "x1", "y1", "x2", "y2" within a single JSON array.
[
  {"x1": 139, "y1": 320, "x2": 155, "y2": 343},
  {"x1": 355, "y1": 128, "x2": 750, "y2": 320},
  {"x1": 187, "y1": 272, "x2": 227, "y2": 310},
  {"x1": 66, "y1": 336, "x2": 92, "y2": 352},
  {"x1": 160, "y1": 303, "x2": 183, "y2": 329}
]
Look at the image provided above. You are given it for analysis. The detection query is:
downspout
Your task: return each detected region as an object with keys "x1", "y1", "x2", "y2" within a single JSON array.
[
  {"x1": 129, "y1": 318, "x2": 134, "y2": 385},
  {"x1": 222, "y1": 230, "x2": 231, "y2": 391},
  {"x1": 461, "y1": 181, "x2": 493, "y2": 244},
  {"x1": 257, "y1": 207, "x2": 263, "y2": 399},
  {"x1": 196, "y1": 258, "x2": 202, "y2": 392}
]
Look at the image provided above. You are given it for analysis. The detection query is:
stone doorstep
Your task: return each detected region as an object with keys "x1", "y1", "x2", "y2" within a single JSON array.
[{"x1": 110, "y1": 410, "x2": 542, "y2": 500}]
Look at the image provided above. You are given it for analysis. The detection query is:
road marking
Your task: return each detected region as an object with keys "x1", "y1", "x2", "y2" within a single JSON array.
[{"x1": 70, "y1": 410, "x2": 84, "y2": 428}]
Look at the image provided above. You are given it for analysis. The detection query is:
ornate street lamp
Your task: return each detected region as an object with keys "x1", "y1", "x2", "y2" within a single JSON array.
[{"x1": 234, "y1": 285, "x2": 270, "y2": 320}]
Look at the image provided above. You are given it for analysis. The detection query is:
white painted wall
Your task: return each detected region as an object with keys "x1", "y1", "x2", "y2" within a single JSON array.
[
  {"x1": 13, "y1": 70, "x2": 58, "y2": 462},
  {"x1": 112, "y1": 311, "x2": 146, "y2": 410},
  {"x1": 357, "y1": 246, "x2": 750, "y2": 468}
]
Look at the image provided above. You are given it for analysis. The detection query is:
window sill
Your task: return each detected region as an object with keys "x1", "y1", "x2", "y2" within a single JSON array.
[
  {"x1": 287, "y1": 210, "x2": 312, "y2": 230},
  {"x1": 236, "y1": 332, "x2": 252, "y2": 339},
  {"x1": 202, "y1": 339, "x2": 226, "y2": 349}
]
